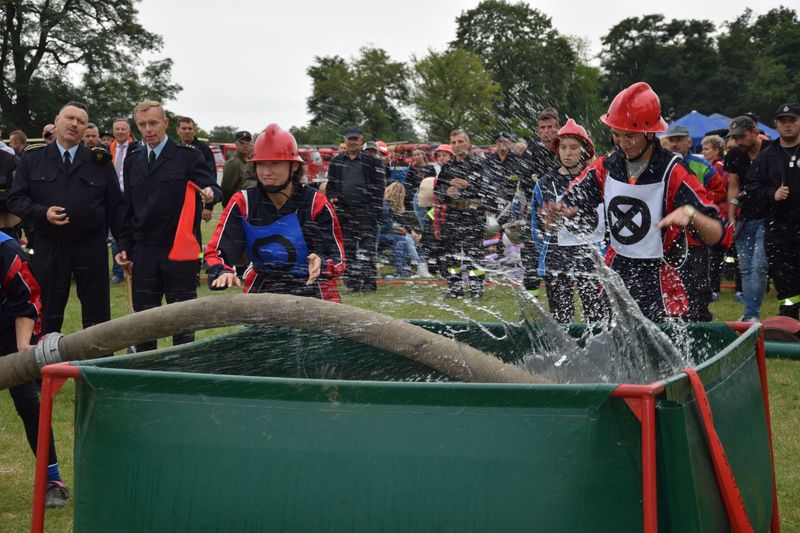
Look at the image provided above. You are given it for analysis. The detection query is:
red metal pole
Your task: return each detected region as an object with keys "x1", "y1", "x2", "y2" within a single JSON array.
[
  {"x1": 30, "y1": 363, "x2": 81, "y2": 533},
  {"x1": 640, "y1": 395, "x2": 658, "y2": 533}
]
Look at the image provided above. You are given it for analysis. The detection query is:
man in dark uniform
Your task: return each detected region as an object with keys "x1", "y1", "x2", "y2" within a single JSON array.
[
  {"x1": 746, "y1": 103, "x2": 800, "y2": 319},
  {"x1": 326, "y1": 126, "x2": 386, "y2": 292},
  {"x1": 115, "y1": 100, "x2": 220, "y2": 351},
  {"x1": 435, "y1": 129, "x2": 497, "y2": 298},
  {"x1": 485, "y1": 132, "x2": 531, "y2": 247},
  {"x1": 176, "y1": 116, "x2": 217, "y2": 222},
  {"x1": 0, "y1": 148, "x2": 19, "y2": 237},
  {"x1": 8, "y1": 101, "x2": 124, "y2": 334}
]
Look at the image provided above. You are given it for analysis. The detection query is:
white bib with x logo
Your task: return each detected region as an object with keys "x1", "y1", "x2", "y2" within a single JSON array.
[{"x1": 604, "y1": 178, "x2": 664, "y2": 259}]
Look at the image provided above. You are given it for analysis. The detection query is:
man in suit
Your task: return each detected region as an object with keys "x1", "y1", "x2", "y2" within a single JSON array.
[
  {"x1": 115, "y1": 100, "x2": 221, "y2": 351},
  {"x1": 9, "y1": 101, "x2": 124, "y2": 333}
]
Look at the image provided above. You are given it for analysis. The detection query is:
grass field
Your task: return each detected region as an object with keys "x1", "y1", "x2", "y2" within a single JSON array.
[{"x1": 0, "y1": 215, "x2": 797, "y2": 531}]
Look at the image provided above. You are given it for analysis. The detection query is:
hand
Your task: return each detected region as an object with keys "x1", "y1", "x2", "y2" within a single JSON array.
[
  {"x1": 202, "y1": 208, "x2": 213, "y2": 222},
  {"x1": 657, "y1": 205, "x2": 693, "y2": 229},
  {"x1": 450, "y1": 178, "x2": 468, "y2": 189},
  {"x1": 16, "y1": 341, "x2": 31, "y2": 352},
  {"x1": 540, "y1": 201, "x2": 578, "y2": 232},
  {"x1": 411, "y1": 230, "x2": 421, "y2": 243},
  {"x1": 46, "y1": 206, "x2": 69, "y2": 226},
  {"x1": 775, "y1": 185, "x2": 790, "y2": 202},
  {"x1": 200, "y1": 187, "x2": 215, "y2": 204},
  {"x1": 307, "y1": 253, "x2": 322, "y2": 285},
  {"x1": 211, "y1": 272, "x2": 241, "y2": 289},
  {"x1": 446, "y1": 186, "x2": 461, "y2": 198},
  {"x1": 115, "y1": 251, "x2": 133, "y2": 275}
]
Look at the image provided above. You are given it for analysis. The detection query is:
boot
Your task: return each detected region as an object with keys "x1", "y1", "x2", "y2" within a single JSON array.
[
  {"x1": 447, "y1": 275, "x2": 464, "y2": 298},
  {"x1": 468, "y1": 275, "x2": 485, "y2": 299},
  {"x1": 779, "y1": 303, "x2": 800, "y2": 320},
  {"x1": 416, "y1": 261, "x2": 431, "y2": 278}
]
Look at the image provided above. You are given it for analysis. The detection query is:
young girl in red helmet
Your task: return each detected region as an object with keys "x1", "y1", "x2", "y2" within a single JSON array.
[
  {"x1": 552, "y1": 83, "x2": 729, "y2": 322},
  {"x1": 205, "y1": 124, "x2": 345, "y2": 300},
  {"x1": 532, "y1": 119, "x2": 609, "y2": 323}
]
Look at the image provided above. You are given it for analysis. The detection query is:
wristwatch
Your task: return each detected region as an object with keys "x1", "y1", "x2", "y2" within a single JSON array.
[{"x1": 683, "y1": 205, "x2": 696, "y2": 226}]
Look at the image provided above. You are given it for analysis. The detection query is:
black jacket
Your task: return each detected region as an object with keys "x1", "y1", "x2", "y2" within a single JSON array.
[
  {"x1": 746, "y1": 141, "x2": 800, "y2": 231},
  {"x1": 119, "y1": 138, "x2": 221, "y2": 253},
  {"x1": 9, "y1": 143, "x2": 123, "y2": 244},
  {"x1": 0, "y1": 150, "x2": 17, "y2": 212},
  {"x1": 326, "y1": 152, "x2": 386, "y2": 222}
]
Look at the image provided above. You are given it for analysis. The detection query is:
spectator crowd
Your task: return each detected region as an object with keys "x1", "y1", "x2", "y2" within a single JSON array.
[{"x1": 0, "y1": 85, "x2": 799, "y2": 509}]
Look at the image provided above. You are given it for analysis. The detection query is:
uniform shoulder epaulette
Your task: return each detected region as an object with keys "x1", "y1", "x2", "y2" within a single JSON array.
[
  {"x1": 91, "y1": 146, "x2": 112, "y2": 163},
  {"x1": 24, "y1": 143, "x2": 46, "y2": 152},
  {"x1": 178, "y1": 143, "x2": 196, "y2": 150}
]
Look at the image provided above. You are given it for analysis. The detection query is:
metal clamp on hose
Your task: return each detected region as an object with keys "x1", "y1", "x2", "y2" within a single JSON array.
[{"x1": 34, "y1": 333, "x2": 64, "y2": 369}]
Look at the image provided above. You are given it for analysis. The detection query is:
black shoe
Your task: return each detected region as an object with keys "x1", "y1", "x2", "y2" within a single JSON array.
[
  {"x1": 447, "y1": 278, "x2": 463, "y2": 298},
  {"x1": 469, "y1": 278, "x2": 484, "y2": 299},
  {"x1": 45, "y1": 482, "x2": 70, "y2": 508}
]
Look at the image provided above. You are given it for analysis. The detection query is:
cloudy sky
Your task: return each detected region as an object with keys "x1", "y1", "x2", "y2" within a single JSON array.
[{"x1": 135, "y1": 0, "x2": 788, "y2": 135}]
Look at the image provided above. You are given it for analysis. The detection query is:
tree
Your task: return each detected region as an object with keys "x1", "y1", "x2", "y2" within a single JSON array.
[
  {"x1": 452, "y1": 0, "x2": 600, "y2": 131},
  {"x1": 600, "y1": 15, "x2": 720, "y2": 120},
  {"x1": 209, "y1": 125, "x2": 239, "y2": 143},
  {"x1": 714, "y1": 7, "x2": 800, "y2": 121},
  {"x1": 410, "y1": 48, "x2": 501, "y2": 142},
  {"x1": 0, "y1": 1, "x2": 181, "y2": 133},
  {"x1": 296, "y1": 47, "x2": 414, "y2": 144}
]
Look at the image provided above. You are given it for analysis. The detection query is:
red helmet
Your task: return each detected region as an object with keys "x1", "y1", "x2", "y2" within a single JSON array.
[
  {"x1": 600, "y1": 82, "x2": 668, "y2": 133},
  {"x1": 376, "y1": 140, "x2": 389, "y2": 155},
  {"x1": 251, "y1": 123, "x2": 303, "y2": 163},
  {"x1": 551, "y1": 118, "x2": 595, "y2": 159},
  {"x1": 434, "y1": 144, "x2": 453, "y2": 155}
]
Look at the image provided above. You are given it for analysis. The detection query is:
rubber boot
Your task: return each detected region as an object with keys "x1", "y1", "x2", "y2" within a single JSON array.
[
  {"x1": 447, "y1": 275, "x2": 463, "y2": 298},
  {"x1": 779, "y1": 303, "x2": 800, "y2": 320},
  {"x1": 468, "y1": 275, "x2": 485, "y2": 299}
]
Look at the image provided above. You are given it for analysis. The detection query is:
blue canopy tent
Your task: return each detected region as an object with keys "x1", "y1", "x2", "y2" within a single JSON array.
[{"x1": 708, "y1": 113, "x2": 779, "y2": 140}]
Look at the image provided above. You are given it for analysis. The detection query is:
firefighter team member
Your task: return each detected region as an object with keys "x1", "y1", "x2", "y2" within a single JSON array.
[
  {"x1": 326, "y1": 126, "x2": 385, "y2": 292},
  {"x1": 746, "y1": 103, "x2": 800, "y2": 319},
  {"x1": 115, "y1": 100, "x2": 220, "y2": 352},
  {"x1": 0, "y1": 232, "x2": 69, "y2": 507},
  {"x1": 532, "y1": 119, "x2": 608, "y2": 323},
  {"x1": 9, "y1": 101, "x2": 124, "y2": 334},
  {"x1": 434, "y1": 129, "x2": 497, "y2": 299},
  {"x1": 554, "y1": 82, "x2": 725, "y2": 322},
  {"x1": 205, "y1": 124, "x2": 345, "y2": 299}
]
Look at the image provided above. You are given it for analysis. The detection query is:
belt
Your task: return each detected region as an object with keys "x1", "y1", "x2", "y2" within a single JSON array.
[{"x1": 451, "y1": 199, "x2": 483, "y2": 209}]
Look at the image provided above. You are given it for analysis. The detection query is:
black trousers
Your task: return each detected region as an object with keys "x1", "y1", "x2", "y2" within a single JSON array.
[
  {"x1": 339, "y1": 213, "x2": 378, "y2": 292},
  {"x1": 32, "y1": 235, "x2": 110, "y2": 334},
  {"x1": 678, "y1": 246, "x2": 713, "y2": 322},
  {"x1": 2, "y1": 339, "x2": 58, "y2": 467},
  {"x1": 131, "y1": 243, "x2": 197, "y2": 351},
  {"x1": 766, "y1": 231, "x2": 800, "y2": 318},
  {"x1": 543, "y1": 245, "x2": 608, "y2": 324}
]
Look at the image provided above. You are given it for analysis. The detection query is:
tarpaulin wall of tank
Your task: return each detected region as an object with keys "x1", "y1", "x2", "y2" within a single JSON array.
[{"x1": 70, "y1": 322, "x2": 771, "y2": 532}]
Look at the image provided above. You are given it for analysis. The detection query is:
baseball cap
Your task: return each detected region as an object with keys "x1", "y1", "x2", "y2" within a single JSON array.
[
  {"x1": 728, "y1": 115, "x2": 757, "y2": 136},
  {"x1": 661, "y1": 124, "x2": 690, "y2": 138},
  {"x1": 362, "y1": 141, "x2": 379, "y2": 152},
  {"x1": 775, "y1": 103, "x2": 800, "y2": 119},
  {"x1": 234, "y1": 130, "x2": 252, "y2": 142},
  {"x1": 343, "y1": 126, "x2": 362, "y2": 138}
]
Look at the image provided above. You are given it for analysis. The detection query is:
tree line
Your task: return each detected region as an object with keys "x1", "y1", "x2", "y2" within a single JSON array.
[{"x1": 1, "y1": 1, "x2": 797, "y2": 144}]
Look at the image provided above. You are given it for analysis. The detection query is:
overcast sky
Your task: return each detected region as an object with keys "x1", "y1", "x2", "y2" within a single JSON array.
[{"x1": 135, "y1": 0, "x2": 791, "y2": 135}]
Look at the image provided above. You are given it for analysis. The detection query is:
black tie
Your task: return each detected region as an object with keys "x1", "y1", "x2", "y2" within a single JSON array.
[
  {"x1": 148, "y1": 150, "x2": 156, "y2": 169},
  {"x1": 64, "y1": 151, "x2": 72, "y2": 171}
]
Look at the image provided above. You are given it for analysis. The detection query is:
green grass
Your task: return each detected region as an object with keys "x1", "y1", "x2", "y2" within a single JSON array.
[{"x1": 0, "y1": 211, "x2": 797, "y2": 531}]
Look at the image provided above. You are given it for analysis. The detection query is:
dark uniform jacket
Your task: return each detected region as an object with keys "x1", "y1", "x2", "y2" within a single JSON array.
[
  {"x1": 118, "y1": 138, "x2": 221, "y2": 253},
  {"x1": 9, "y1": 143, "x2": 123, "y2": 244},
  {"x1": 326, "y1": 152, "x2": 386, "y2": 222},
  {"x1": 0, "y1": 150, "x2": 17, "y2": 214},
  {"x1": 745, "y1": 141, "x2": 800, "y2": 234}
]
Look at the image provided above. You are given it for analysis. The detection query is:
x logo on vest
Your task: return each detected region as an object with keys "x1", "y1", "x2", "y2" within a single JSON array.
[{"x1": 608, "y1": 196, "x2": 651, "y2": 245}]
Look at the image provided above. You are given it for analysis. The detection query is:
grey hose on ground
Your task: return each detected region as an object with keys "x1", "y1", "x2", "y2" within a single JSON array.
[{"x1": 0, "y1": 293, "x2": 549, "y2": 390}]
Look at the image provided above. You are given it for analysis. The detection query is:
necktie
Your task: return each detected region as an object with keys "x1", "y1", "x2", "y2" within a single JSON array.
[
  {"x1": 64, "y1": 150, "x2": 72, "y2": 171},
  {"x1": 115, "y1": 144, "x2": 125, "y2": 176},
  {"x1": 148, "y1": 150, "x2": 156, "y2": 169}
]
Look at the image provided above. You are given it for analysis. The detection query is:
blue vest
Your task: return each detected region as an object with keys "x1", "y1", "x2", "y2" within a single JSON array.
[{"x1": 241, "y1": 212, "x2": 309, "y2": 277}]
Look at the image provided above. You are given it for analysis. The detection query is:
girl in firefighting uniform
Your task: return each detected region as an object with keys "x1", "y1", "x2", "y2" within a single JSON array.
[
  {"x1": 205, "y1": 124, "x2": 345, "y2": 300},
  {"x1": 532, "y1": 119, "x2": 609, "y2": 323},
  {"x1": 0, "y1": 232, "x2": 69, "y2": 507}
]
